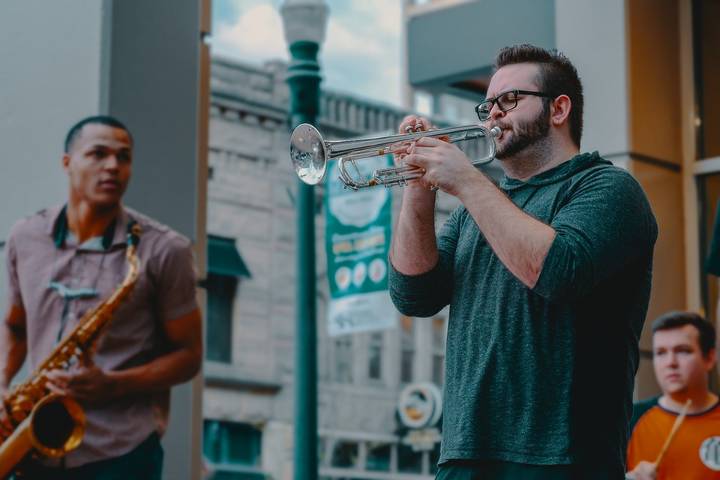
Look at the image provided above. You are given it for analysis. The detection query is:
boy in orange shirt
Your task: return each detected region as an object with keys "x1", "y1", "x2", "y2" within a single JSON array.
[{"x1": 627, "y1": 311, "x2": 720, "y2": 479}]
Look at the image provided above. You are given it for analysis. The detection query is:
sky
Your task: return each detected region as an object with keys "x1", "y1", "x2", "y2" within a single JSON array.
[{"x1": 211, "y1": 0, "x2": 404, "y2": 108}]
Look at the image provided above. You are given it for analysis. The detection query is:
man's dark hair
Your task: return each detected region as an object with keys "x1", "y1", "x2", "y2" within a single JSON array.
[
  {"x1": 495, "y1": 44, "x2": 584, "y2": 148},
  {"x1": 652, "y1": 311, "x2": 716, "y2": 356},
  {"x1": 64, "y1": 115, "x2": 132, "y2": 153}
]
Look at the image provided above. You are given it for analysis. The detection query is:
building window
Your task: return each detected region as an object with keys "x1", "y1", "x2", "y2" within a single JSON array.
[
  {"x1": 400, "y1": 316, "x2": 415, "y2": 383},
  {"x1": 319, "y1": 436, "x2": 440, "y2": 478},
  {"x1": 397, "y1": 444, "x2": 423, "y2": 474},
  {"x1": 432, "y1": 316, "x2": 446, "y2": 386},
  {"x1": 203, "y1": 420, "x2": 264, "y2": 479},
  {"x1": 368, "y1": 332, "x2": 383, "y2": 381},
  {"x1": 331, "y1": 440, "x2": 358, "y2": 468},
  {"x1": 366, "y1": 442, "x2": 391, "y2": 471},
  {"x1": 205, "y1": 235, "x2": 250, "y2": 364},
  {"x1": 334, "y1": 336, "x2": 353, "y2": 383},
  {"x1": 701, "y1": 175, "x2": 720, "y2": 334},
  {"x1": 206, "y1": 273, "x2": 237, "y2": 363},
  {"x1": 414, "y1": 91, "x2": 433, "y2": 117}
]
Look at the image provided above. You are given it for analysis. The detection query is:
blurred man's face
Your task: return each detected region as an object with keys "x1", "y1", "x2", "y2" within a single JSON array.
[
  {"x1": 63, "y1": 124, "x2": 132, "y2": 210},
  {"x1": 653, "y1": 325, "x2": 715, "y2": 395}
]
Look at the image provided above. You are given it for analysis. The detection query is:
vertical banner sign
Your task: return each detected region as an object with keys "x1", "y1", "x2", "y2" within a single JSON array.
[{"x1": 325, "y1": 155, "x2": 396, "y2": 336}]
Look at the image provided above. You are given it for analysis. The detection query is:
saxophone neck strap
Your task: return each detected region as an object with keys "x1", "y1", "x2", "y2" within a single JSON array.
[{"x1": 53, "y1": 205, "x2": 139, "y2": 250}]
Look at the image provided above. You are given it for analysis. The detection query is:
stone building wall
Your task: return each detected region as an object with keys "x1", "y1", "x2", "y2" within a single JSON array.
[{"x1": 204, "y1": 57, "x2": 467, "y2": 480}]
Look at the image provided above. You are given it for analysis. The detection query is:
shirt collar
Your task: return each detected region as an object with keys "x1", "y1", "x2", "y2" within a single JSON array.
[{"x1": 49, "y1": 204, "x2": 130, "y2": 250}]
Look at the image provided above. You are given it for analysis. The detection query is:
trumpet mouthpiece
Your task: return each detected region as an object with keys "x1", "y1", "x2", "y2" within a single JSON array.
[{"x1": 490, "y1": 126, "x2": 502, "y2": 137}]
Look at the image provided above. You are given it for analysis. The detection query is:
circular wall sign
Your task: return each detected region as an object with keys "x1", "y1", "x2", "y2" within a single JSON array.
[{"x1": 397, "y1": 382, "x2": 442, "y2": 429}]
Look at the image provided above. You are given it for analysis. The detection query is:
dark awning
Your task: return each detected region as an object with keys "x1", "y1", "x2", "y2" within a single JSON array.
[
  {"x1": 207, "y1": 234, "x2": 251, "y2": 278},
  {"x1": 407, "y1": 0, "x2": 555, "y2": 98}
]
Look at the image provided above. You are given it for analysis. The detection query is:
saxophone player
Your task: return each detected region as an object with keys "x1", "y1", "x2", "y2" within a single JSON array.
[{"x1": 0, "y1": 116, "x2": 202, "y2": 479}]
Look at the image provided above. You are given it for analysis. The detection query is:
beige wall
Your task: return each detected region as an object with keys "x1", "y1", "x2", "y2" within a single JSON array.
[{"x1": 625, "y1": 0, "x2": 687, "y2": 398}]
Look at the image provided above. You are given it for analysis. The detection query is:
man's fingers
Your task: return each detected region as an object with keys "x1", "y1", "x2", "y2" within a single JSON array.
[
  {"x1": 399, "y1": 116, "x2": 431, "y2": 134},
  {"x1": 45, "y1": 381, "x2": 69, "y2": 397},
  {"x1": 0, "y1": 408, "x2": 14, "y2": 435},
  {"x1": 399, "y1": 116, "x2": 418, "y2": 134},
  {"x1": 78, "y1": 352, "x2": 96, "y2": 369},
  {"x1": 45, "y1": 370, "x2": 71, "y2": 388},
  {"x1": 414, "y1": 136, "x2": 446, "y2": 147},
  {"x1": 45, "y1": 369, "x2": 71, "y2": 380},
  {"x1": 0, "y1": 423, "x2": 13, "y2": 437},
  {"x1": 403, "y1": 153, "x2": 431, "y2": 169}
]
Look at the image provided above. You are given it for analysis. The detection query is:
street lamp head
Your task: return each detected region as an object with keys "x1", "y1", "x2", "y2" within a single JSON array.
[{"x1": 280, "y1": 0, "x2": 329, "y2": 46}]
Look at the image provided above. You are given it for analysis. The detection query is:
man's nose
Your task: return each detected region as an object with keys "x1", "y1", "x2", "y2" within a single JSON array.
[
  {"x1": 489, "y1": 103, "x2": 505, "y2": 120},
  {"x1": 103, "y1": 155, "x2": 120, "y2": 170}
]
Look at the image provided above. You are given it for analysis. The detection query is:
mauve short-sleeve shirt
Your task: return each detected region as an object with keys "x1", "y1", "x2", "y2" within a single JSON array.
[{"x1": 4, "y1": 204, "x2": 199, "y2": 467}]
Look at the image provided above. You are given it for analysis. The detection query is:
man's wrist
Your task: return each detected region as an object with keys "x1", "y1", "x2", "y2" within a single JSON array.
[
  {"x1": 456, "y1": 167, "x2": 488, "y2": 202},
  {"x1": 403, "y1": 184, "x2": 437, "y2": 200},
  {"x1": 106, "y1": 370, "x2": 126, "y2": 398}
]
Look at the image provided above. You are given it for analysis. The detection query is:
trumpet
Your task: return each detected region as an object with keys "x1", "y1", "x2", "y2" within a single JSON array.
[{"x1": 289, "y1": 123, "x2": 501, "y2": 190}]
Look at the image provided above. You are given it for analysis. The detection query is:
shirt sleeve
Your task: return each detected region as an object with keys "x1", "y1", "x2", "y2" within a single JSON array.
[
  {"x1": 4, "y1": 227, "x2": 24, "y2": 309},
  {"x1": 533, "y1": 168, "x2": 658, "y2": 301},
  {"x1": 706, "y1": 200, "x2": 720, "y2": 276},
  {"x1": 149, "y1": 233, "x2": 199, "y2": 322},
  {"x1": 388, "y1": 207, "x2": 460, "y2": 317}
]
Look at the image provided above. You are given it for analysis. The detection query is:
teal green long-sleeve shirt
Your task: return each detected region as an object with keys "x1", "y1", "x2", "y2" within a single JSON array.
[{"x1": 389, "y1": 152, "x2": 658, "y2": 472}]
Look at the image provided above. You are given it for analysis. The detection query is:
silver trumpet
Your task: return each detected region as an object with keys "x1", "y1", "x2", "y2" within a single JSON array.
[{"x1": 290, "y1": 123, "x2": 501, "y2": 190}]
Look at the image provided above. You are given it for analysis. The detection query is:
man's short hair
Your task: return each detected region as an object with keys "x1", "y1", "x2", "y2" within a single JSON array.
[
  {"x1": 494, "y1": 44, "x2": 584, "y2": 148},
  {"x1": 652, "y1": 311, "x2": 716, "y2": 356},
  {"x1": 64, "y1": 115, "x2": 132, "y2": 153}
]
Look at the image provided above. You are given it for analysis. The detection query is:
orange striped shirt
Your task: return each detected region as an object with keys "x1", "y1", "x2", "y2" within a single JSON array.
[{"x1": 627, "y1": 397, "x2": 720, "y2": 479}]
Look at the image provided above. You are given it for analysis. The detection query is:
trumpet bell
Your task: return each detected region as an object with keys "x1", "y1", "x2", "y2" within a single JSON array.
[{"x1": 290, "y1": 123, "x2": 327, "y2": 185}]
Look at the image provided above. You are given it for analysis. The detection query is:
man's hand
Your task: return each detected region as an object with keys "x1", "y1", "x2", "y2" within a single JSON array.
[
  {"x1": 394, "y1": 115, "x2": 438, "y2": 192},
  {"x1": 627, "y1": 461, "x2": 657, "y2": 480},
  {"x1": 45, "y1": 364, "x2": 118, "y2": 407},
  {"x1": 403, "y1": 136, "x2": 479, "y2": 197},
  {"x1": 0, "y1": 386, "x2": 13, "y2": 438},
  {"x1": 0, "y1": 304, "x2": 28, "y2": 437}
]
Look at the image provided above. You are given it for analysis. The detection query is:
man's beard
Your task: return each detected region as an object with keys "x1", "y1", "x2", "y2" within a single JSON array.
[{"x1": 494, "y1": 106, "x2": 550, "y2": 160}]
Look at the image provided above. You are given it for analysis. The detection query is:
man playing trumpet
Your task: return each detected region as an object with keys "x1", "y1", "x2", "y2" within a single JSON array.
[{"x1": 389, "y1": 44, "x2": 657, "y2": 478}]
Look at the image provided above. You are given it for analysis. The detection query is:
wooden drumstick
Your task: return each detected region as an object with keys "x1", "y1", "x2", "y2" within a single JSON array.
[{"x1": 653, "y1": 398, "x2": 692, "y2": 467}]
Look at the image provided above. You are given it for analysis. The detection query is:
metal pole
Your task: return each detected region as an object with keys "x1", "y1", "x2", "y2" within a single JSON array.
[{"x1": 287, "y1": 40, "x2": 321, "y2": 480}]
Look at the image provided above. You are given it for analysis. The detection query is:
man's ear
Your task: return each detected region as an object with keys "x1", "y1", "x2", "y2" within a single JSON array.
[
  {"x1": 62, "y1": 153, "x2": 70, "y2": 172},
  {"x1": 550, "y1": 94, "x2": 572, "y2": 127},
  {"x1": 704, "y1": 348, "x2": 717, "y2": 372}
]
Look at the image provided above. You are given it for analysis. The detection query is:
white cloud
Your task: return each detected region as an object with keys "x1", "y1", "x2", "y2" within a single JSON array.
[
  {"x1": 323, "y1": 17, "x2": 385, "y2": 58},
  {"x1": 321, "y1": 5, "x2": 402, "y2": 105},
  {"x1": 346, "y1": 0, "x2": 402, "y2": 36},
  {"x1": 212, "y1": 4, "x2": 287, "y2": 62},
  {"x1": 212, "y1": 0, "x2": 403, "y2": 107}
]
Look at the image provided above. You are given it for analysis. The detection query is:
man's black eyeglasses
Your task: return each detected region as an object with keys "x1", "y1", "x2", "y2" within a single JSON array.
[{"x1": 475, "y1": 90, "x2": 556, "y2": 121}]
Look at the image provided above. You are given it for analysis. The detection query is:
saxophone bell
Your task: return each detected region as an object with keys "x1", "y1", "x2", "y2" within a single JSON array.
[
  {"x1": 0, "y1": 395, "x2": 85, "y2": 477},
  {"x1": 29, "y1": 395, "x2": 85, "y2": 457}
]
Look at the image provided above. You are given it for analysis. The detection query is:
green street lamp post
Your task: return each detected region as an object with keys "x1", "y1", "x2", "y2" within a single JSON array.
[{"x1": 281, "y1": 1, "x2": 328, "y2": 480}]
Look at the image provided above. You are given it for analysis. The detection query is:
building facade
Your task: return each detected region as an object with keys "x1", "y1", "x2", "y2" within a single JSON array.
[{"x1": 203, "y1": 57, "x2": 464, "y2": 480}]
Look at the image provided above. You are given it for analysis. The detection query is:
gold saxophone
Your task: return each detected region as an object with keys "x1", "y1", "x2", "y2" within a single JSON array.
[{"x1": 0, "y1": 224, "x2": 142, "y2": 477}]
